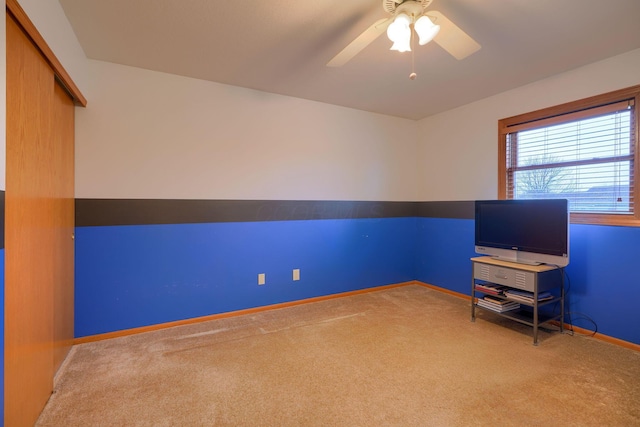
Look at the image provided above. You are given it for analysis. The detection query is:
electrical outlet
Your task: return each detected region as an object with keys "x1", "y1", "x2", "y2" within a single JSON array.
[
  {"x1": 258, "y1": 273, "x2": 265, "y2": 285},
  {"x1": 293, "y1": 269, "x2": 300, "y2": 281}
]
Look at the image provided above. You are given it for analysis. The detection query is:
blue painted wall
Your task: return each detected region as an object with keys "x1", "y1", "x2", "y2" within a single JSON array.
[
  {"x1": 75, "y1": 214, "x2": 640, "y2": 345},
  {"x1": 415, "y1": 218, "x2": 477, "y2": 296},
  {"x1": 566, "y1": 224, "x2": 640, "y2": 344},
  {"x1": 415, "y1": 217, "x2": 640, "y2": 345},
  {"x1": 75, "y1": 217, "x2": 417, "y2": 337}
]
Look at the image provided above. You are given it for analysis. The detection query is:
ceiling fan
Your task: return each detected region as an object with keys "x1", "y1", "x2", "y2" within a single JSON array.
[{"x1": 327, "y1": 0, "x2": 481, "y2": 67}]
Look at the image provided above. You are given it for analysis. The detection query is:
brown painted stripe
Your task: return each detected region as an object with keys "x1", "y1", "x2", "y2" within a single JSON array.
[
  {"x1": 417, "y1": 200, "x2": 474, "y2": 219},
  {"x1": 75, "y1": 199, "x2": 417, "y2": 226},
  {"x1": 75, "y1": 199, "x2": 476, "y2": 227}
]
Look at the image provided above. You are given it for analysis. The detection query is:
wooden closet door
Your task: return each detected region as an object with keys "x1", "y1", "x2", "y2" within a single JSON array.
[
  {"x1": 5, "y1": 11, "x2": 75, "y2": 426},
  {"x1": 52, "y1": 78, "x2": 76, "y2": 374}
]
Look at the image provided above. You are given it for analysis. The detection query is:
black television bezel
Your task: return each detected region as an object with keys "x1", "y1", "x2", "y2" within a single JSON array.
[{"x1": 474, "y1": 199, "x2": 570, "y2": 266}]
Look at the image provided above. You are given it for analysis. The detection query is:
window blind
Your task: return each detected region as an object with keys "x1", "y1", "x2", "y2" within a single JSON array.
[{"x1": 505, "y1": 100, "x2": 635, "y2": 215}]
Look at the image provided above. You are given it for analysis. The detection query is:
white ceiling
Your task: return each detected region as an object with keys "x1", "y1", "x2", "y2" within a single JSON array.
[{"x1": 58, "y1": 0, "x2": 640, "y2": 120}]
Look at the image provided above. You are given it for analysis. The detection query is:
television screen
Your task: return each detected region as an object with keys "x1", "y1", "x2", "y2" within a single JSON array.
[{"x1": 475, "y1": 199, "x2": 569, "y2": 266}]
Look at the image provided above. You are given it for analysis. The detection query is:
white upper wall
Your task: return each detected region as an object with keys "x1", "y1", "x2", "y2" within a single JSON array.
[
  {"x1": 8, "y1": 2, "x2": 640, "y2": 202},
  {"x1": 75, "y1": 60, "x2": 420, "y2": 200},
  {"x1": 13, "y1": 0, "x2": 420, "y2": 202},
  {"x1": 416, "y1": 48, "x2": 640, "y2": 201}
]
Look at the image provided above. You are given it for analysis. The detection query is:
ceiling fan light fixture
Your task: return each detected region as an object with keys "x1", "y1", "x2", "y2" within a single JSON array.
[
  {"x1": 386, "y1": 13, "x2": 411, "y2": 41},
  {"x1": 387, "y1": 13, "x2": 412, "y2": 52},
  {"x1": 326, "y1": 0, "x2": 481, "y2": 68},
  {"x1": 414, "y1": 15, "x2": 440, "y2": 45},
  {"x1": 390, "y1": 38, "x2": 411, "y2": 52}
]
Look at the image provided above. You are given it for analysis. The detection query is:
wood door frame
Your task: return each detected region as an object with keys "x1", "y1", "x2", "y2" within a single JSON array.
[{"x1": 6, "y1": 0, "x2": 86, "y2": 107}]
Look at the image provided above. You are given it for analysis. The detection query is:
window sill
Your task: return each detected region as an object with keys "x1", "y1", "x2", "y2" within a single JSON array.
[{"x1": 570, "y1": 213, "x2": 640, "y2": 227}]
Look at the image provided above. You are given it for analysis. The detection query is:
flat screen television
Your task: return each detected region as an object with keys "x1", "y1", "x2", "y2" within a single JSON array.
[{"x1": 475, "y1": 199, "x2": 569, "y2": 267}]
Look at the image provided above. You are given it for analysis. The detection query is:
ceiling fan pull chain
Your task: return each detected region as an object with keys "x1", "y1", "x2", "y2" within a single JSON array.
[{"x1": 410, "y1": 24, "x2": 417, "y2": 80}]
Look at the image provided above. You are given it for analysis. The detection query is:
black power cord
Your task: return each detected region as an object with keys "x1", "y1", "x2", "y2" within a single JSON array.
[{"x1": 549, "y1": 267, "x2": 598, "y2": 337}]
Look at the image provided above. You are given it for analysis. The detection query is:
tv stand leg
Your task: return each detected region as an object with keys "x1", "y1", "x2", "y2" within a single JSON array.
[
  {"x1": 533, "y1": 302, "x2": 539, "y2": 345},
  {"x1": 470, "y1": 271, "x2": 476, "y2": 322}
]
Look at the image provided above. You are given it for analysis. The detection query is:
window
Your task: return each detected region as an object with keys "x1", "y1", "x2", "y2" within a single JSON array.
[{"x1": 499, "y1": 85, "x2": 640, "y2": 226}]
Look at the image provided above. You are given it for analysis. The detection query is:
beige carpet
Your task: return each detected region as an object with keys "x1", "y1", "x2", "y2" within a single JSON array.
[{"x1": 37, "y1": 285, "x2": 640, "y2": 426}]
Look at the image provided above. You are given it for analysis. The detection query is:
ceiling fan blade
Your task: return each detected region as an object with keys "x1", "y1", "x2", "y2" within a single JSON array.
[
  {"x1": 327, "y1": 18, "x2": 391, "y2": 67},
  {"x1": 428, "y1": 11, "x2": 481, "y2": 60}
]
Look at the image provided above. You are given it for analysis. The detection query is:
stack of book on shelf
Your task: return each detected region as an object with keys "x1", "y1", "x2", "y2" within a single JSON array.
[
  {"x1": 474, "y1": 283, "x2": 507, "y2": 296},
  {"x1": 503, "y1": 289, "x2": 554, "y2": 304},
  {"x1": 477, "y1": 295, "x2": 520, "y2": 313}
]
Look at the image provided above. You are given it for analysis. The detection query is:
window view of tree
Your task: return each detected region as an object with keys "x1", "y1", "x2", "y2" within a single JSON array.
[{"x1": 514, "y1": 156, "x2": 575, "y2": 197}]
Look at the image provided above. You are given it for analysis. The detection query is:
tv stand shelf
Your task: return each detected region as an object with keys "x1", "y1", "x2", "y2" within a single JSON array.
[{"x1": 470, "y1": 256, "x2": 564, "y2": 345}]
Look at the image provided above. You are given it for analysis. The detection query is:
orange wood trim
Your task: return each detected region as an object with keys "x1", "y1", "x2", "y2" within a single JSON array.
[
  {"x1": 414, "y1": 281, "x2": 469, "y2": 300},
  {"x1": 570, "y1": 212, "x2": 640, "y2": 227},
  {"x1": 500, "y1": 85, "x2": 640, "y2": 129},
  {"x1": 504, "y1": 100, "x2": 633, "y2": 133},
  {"x1": 550, "y1": 322, "x2": 640, "y2": 353},
  {"x1": 6, "y1": 0, "x2": 87, "y2": 106},
  {"x1": 74, "y1": 281, "x2": 418, "y2": 344},
  {"x1": 497, "y1": 126, "x2": 507, "y2": 199}
]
